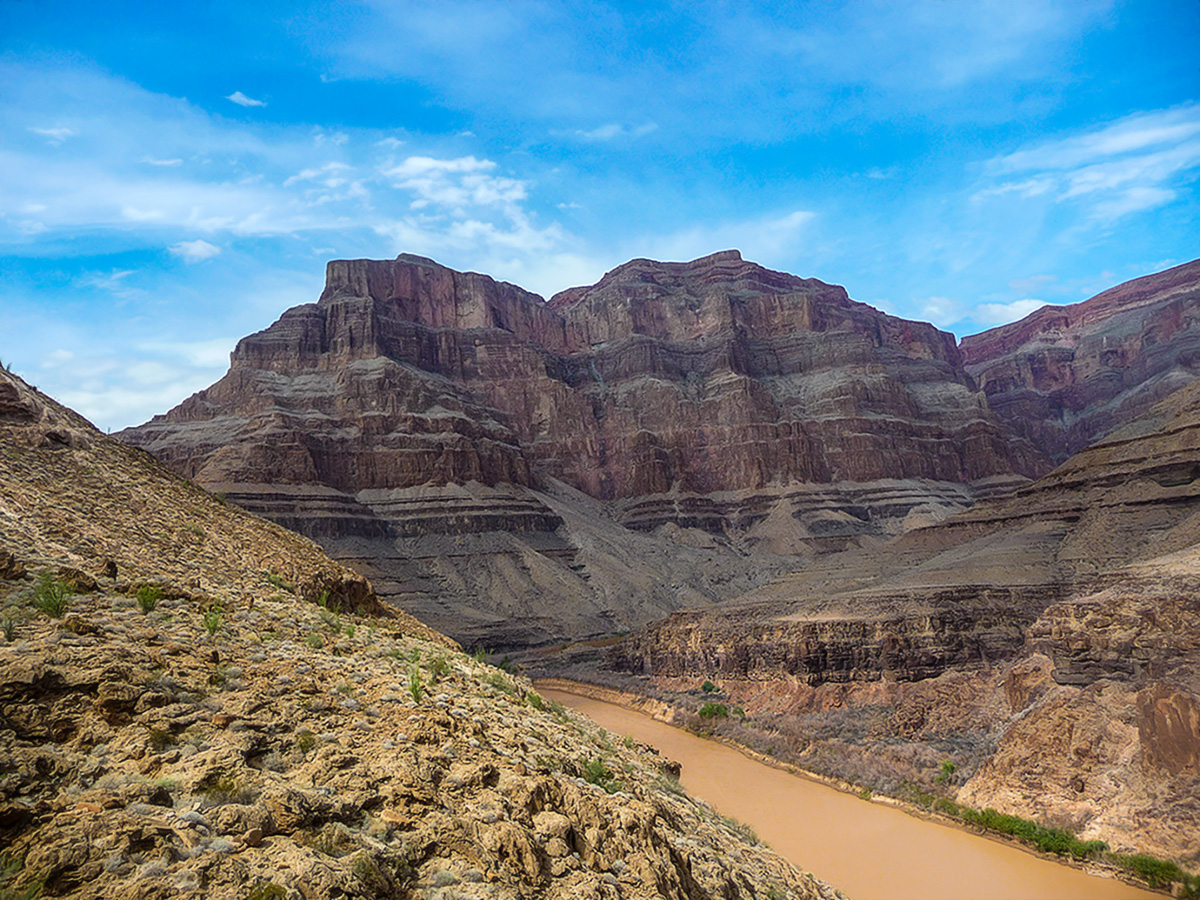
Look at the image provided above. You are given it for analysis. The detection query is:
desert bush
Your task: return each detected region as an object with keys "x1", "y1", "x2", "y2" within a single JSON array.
[
  {"x1": 202, "y1": 604, "x2": 223, "y2": 636},
  {"x1": 246, "y1": 882, "x2": 286, "y2": 900},
  {"x1": 581, "y1": 756, "x2": 622, "y2": 793},
  {"x1": 1108, "y1": 853, "x2": 1197, "y2": 892},
  {"x1": 408, "y1": 666, "x2": 423, "y2": 703},
  {"x1": 136, "y1": 585, "x2": 161, "y2": 614},
  {"x1": 701, "y1": 680, "x2": 718, "y2": 693},
  {"x1": 698, "y1": 702, "x2": 729, "y2": 719},
  {"x1": 32, "y1": 573, "x2": 71, "y2": 618}
]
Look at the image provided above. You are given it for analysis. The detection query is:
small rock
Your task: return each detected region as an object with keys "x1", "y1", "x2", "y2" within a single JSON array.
[{"x1": 244, "y1": 827, "x2": 263, "y2": 847}]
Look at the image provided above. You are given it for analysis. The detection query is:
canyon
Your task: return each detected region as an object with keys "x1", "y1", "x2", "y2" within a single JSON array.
[
  {"x1": 113, "y1": 251, "x2": 1200, "y2": 881},
  {"x1": 120, "y1": 250, "x2": 1048, "y2": 647}
]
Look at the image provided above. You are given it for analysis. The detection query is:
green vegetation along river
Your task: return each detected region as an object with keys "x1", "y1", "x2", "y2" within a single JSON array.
[{"x1": 540, "y1": 688, "x2": 1159, "y2": 900}]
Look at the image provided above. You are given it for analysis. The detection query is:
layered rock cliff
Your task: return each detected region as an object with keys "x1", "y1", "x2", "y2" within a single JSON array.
[
  {"x1": 962, "y1": 258, "x2": 1200, "y2": 462},
  {"x1": 0, "y1": 369, "x2": 839, "y2": 900},
  {"x1": 120, "y1": 251, "x2": 1044, "y2": 646},
  {"x1": 594, "y1": 380, "x2": 1200, "y2": 868}
]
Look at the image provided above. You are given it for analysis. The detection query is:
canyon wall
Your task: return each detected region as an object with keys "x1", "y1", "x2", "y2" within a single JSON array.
[
  {"x1": 962, "y1": 258, "x2": 1200, "y2": 462},
  {"x1": 120, "y1": 251, "x2": 1045, "y2": 646}
]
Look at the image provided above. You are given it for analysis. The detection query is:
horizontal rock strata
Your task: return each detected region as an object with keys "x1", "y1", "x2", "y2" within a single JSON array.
[{"x1": 119, "y1": 251, "x2": 1046, "y2": 644}]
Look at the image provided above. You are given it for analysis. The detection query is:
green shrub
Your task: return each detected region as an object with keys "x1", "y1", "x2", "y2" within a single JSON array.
[
  {"x1": 408, "y1": 666, "x2": 423, "y2": 703},
  {"x1": 701, "y1": 680, "x2": 717, "y2": 693},
  {"x1": 1109, "y1": 853, "x2": 1195, "y2": 890},
  {"x1": 698, "y1": 702, "x2": 728, "y2": 719},
  {"x1": 306, "y1": 631, "x2": 324, "y2": 650},
  {"x1": 581, "y1": 757, "x2": 622, "y2": 793},
  {"x1": 721, "y1": 814, "x2": 758, "y2": 845},
  {"x1": 199, "y1": 775, "x2": 250, "y2": 805},
  {"x1": 429, "y1": 654, "x2": 451, "y2": 680},
  {"x1": 246, "y1": 882, "x2": 287, "y2": 900},
  {"x1": 1, "y1": 614, "x2": 15, "y2": 642},
  {"x1": 147, "y1": 727, "x2": 175, "y2": 751},
  {"x1": 296, "y1": 729, "x2": 315, "y2": 752},
  {"x1": 33, "y1": 573, "x2": 71, "y2": 618},
  {"x1": 934, "y1": 759, "x2": 956, "y2": 784},
  {"x1": 202, "y1": 604, "x2": 223, "y2": 636},
  {"x1": 958, "y1": 808, "x2": 1107, "y2": 859},
  {"x1": 136, "y1": 585, "x2": 161, "y2": 614}
]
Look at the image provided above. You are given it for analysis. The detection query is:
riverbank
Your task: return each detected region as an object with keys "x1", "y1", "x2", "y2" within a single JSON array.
[{"x1": 537, "y1": 678, "x2": 1165, "y2": 900}]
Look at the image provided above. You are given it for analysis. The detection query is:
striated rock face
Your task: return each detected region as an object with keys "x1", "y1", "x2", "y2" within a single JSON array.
[
  {"x1": 962, "y1": 258, "x2": 1200, "y2": 462},
  {"x1": 0, "y1": 371, "x2": 838, "y2": 900},
  {"x1": 591, "y1": 380, "x2": 1200, "y2": 868},
  {"x1": 120, "y1": 251, "x2": 1045, "y2": 645}
]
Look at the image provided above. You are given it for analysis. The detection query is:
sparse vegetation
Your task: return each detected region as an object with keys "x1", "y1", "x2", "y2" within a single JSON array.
[
  {"x1": 135, "y1": 584, "x2": 161, "y2": 613},
  {"x1": 32, "y1": 573, "x2": 71, "y2": 618},
  {"x1": 0, "y1": 850, "x2": 41, "y2": 900},
  {"x1": 1109, "y1": 853, "x2": 1200, "y2": 893},
  {"x1": 198, "y1": 775, "x2": 251, "y2": 805},
  {"x1": 408, "y1": 666, "x2": 423, "y2": 703},
  {"x1": 581, "y1": 756, "x2": 623, "y2": 794},
  {"x1": 296, "y1": 729, "x2": 316, "y2": 752},
  {"x1": 429, "y1": 654, "x2": 451, "y2": 681},
  {"x1": 934, "y1": 759, "x2": 956, "y2": 784},
  {"x1": 147, "y1": 727, "x2": 174, "y2": 751},
  {"x1": 246, "y1": 882, "x2": 287, "y2": 900},
  {"x1": 202, "y1": 603, "x2": 223, "y2": 636},
  {"x1": 1, "y1": 614, "x2": 15, "y2": 642},
  {"x1": 721, "y1": 814, "x2": 759, "y2": 845},
  {"x1": 265, "y1": 572, "x2": 293, "y2": 593}
]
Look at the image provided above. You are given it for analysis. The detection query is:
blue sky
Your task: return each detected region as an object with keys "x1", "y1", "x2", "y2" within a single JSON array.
[{"x1": 2, "y1": 0, "x2": 1198, "y2": 431}]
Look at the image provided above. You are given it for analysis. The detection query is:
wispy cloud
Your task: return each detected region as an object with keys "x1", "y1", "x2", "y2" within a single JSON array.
[
  {"x1": 226, "y1": 90, "x2": 266, "y2": 108},
  {"x1": 575, "y1": 122, "x2": 658, "y2": 142},
  {"x1": 979, "y1": 104, "x2": 1200, "y2": 222},
  {"x1": 169, "y1": 239, "x2": 221, "y2": 263},
  {"x1": 640, "y1": 210, "x2": 816, "y2": 267},
  {"x1": 28, "y1": 126, "x2": 75, "y2": 144}
]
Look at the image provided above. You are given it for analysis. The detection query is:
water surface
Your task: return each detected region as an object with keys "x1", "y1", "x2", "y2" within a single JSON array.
[{"x1": 540, "y1": 687, "x2": 1158, "y2": 900}]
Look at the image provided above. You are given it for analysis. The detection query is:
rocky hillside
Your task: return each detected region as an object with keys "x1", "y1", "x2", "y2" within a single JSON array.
[
  {"x1": 0, "y1": 368, "x2": 839, "y2": 900},
  {"x1": 594, "y1": 380, "x2": 1200, "y2": 868},
  {"x1": 962, "y1": 258, "x2": 1200, "y2": 462},
  {"x1": 119, "y1": 251, "x2": 1046, "y2": 647}
]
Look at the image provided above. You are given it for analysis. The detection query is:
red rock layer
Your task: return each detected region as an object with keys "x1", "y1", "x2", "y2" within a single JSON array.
[
  {"x1": 125, "y1": 250, "x2": 1045, "y2": 504},
  {"x1": 961, "y1": 258, "x2": 1200, "y2": 462}
]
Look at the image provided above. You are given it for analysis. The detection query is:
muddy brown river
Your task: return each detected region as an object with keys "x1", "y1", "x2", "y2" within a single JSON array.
[{"x1": 540, "y1": 688, "x2": 1159, "y2": 900}]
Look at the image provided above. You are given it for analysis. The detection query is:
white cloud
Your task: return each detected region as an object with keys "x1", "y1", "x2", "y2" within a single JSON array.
[
  {"x1": 28, "y1": 126, "x2": 75, "y2": 144},
  {"x1": 915, "y1": 296, "x2": 964, "y2": 329},
  {"x1": 226, "y1": 90, "x2": 266, "y2": 107},
  {"x1": 383, "y1": 155, "x2": 527, "y2": 210},
  {"x1": 575, "y1": 122, "x2": 658, "y2": 141},
  {"x1": 42, "y1": 349, "x2": 75, "y2": 368},
  {"x1": 143, "y1": 157, "x2": 183, "y2": 166},
  {"x1": 138, "y1": 337, "x2": 236, "y2": 367},
  {"x1": 641, "y1": 210, "x2": 816, "y2": 266},
  {"x1": 973, "y1": 297, "x2": 1046, "y2": 327},
  {"x1": 169, "y1": 239, "x2": 222, "y2": 263},
  {"x1": 979, "y1": 104, "x2": 1200, "y2": 222}
]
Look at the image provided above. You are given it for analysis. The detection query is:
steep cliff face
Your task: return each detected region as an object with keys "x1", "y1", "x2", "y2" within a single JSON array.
[
  {"x1": 961, "y1": 258, "x2": 1200, "y2": 462},
  {"x1": 120, "y1": 251, "x2": 1044, "y2": 646},
  {"x1": 596, "y1": 380, "x2": 1200, "y2": 867}
]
